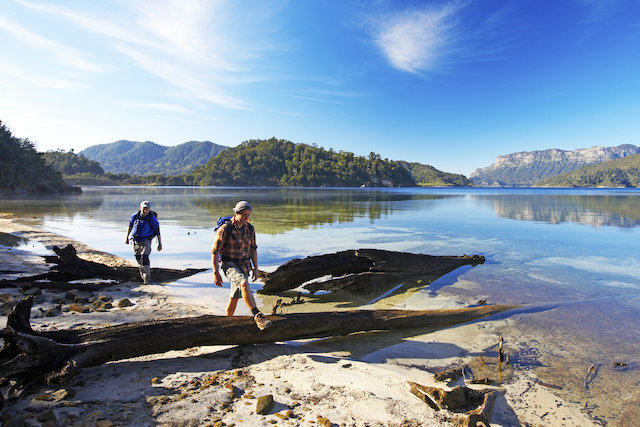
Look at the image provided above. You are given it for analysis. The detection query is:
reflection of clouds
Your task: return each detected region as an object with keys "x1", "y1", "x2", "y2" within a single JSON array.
[
  {"x1": 527, "y1": 273, "x2": 565, "y2": 286},
  {"x1": 600, "y1": 281, "x2": 640, "y2": 290},
  {"x1": 536, "y1": 256, "x2": 640, "y2": 280}
]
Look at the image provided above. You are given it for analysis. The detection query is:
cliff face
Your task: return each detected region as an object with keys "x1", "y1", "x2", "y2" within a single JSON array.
[{"x1": 471, "y1": 144, "x2": 640, "y2": 186}]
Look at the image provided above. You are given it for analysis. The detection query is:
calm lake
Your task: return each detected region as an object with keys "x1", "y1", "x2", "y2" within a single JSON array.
[{"x1": 2, "y1": 186, "x2": 640, "y2": 423}]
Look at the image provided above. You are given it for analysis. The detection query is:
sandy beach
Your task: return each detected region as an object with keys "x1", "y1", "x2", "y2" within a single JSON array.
[{"x1": 0, "y1": 215, "x2": 598, "y2": 426}]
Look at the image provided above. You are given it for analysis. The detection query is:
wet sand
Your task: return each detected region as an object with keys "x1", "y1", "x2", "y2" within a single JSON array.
[{"x1": 0, "y1": 214, "x2": 598, "y2": 425}]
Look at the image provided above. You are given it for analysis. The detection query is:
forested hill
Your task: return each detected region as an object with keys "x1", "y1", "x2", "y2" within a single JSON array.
[
  {"x1": 396, "y1": 161, "x2": 472, "y2": 186},
  {"x1": 536, "y1": 154, "x2": 640, "y2": 187},
  {"x1": 190, "y1": 138, "x2": 417, "y2": 187},
  {"x1": 80, "y1": 140, "x2": 228, "y2": 175},
  {"x1": 0, "y1": 122, "x2": 76, "y2": 193}
]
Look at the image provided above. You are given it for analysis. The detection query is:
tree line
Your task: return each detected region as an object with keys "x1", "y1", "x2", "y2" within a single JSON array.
[
  {"x1": 2, "y1": 124, "x2": 474, "y2": 191},
  {"x1": 0, "y1": 122, "x2": 76, "y2": 193}
]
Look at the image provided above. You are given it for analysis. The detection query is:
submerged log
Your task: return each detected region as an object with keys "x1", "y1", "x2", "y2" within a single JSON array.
[
  {"x1": 259, "y1": 249, "x2": 485, "y2": 294},
  {"x1": 0, "y1": 296, "x2": 518, "y2": 389}
]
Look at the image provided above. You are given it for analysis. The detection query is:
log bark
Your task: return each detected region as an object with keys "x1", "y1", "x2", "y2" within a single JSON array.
[
  {"x1": 0, "y1": 244, "x2": 206, "y2": 290},
  {"x1": 259, "y1": 248, "x2": 486, "y2": 294},
  {"x1": 0, "y1": 296, "x2": 518, "y2": 387}
]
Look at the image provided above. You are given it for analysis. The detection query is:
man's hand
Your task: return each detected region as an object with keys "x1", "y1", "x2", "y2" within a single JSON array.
[
  {"x1": 214, "y1": 271, "x2": 223, "y2": 287},
  {"x1": 125, "y1": 237, "x2": 129, "y2": 244},
  {"x1": 251, "y1": 267, "x2": 259, "y2": 282},
  {"x1": 157, "y1": 242, "x2": 163, "y2": 251}
]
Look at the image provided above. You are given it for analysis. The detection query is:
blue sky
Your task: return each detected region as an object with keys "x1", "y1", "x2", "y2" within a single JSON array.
[{"x1": 1, "y1": 0, "x2": 639, "y2": 176}]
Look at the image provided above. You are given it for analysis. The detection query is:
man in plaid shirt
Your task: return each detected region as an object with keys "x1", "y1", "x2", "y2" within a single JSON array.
[{"x1": 211, "y1": 200, "x2": 272, "y2": 330}]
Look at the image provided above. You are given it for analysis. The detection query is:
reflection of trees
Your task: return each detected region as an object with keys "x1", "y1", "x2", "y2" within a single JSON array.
[
  {"x1": 193, "y1": 189, "x2": 451, "y2": 234},
  {"x1": 475, "y1": 195, "x2": 640, "y2": 228},
  {"x1": 1, "y1": 188, "x2": 452, "y2": 234}
]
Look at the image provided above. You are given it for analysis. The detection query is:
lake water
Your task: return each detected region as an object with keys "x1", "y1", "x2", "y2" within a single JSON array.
[{"x1": 2, "y1": 186, "x2": 640, "y2": 423}]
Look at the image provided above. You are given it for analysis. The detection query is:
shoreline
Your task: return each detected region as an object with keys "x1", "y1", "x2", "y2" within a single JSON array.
[{"x1": 0, "y1": 215, "x2": 596, "y2": 426}]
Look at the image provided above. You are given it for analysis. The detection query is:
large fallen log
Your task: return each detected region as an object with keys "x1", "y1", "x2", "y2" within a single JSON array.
[
  {"x1": 0, "y1": 244, "x2": 206, "y2": 290},
  {"x1": 259, "y1": 249, "x2": 485, "y2": 294},
  {"x1": 0, "y1": 296, "x2": 518, "y2": 390}
]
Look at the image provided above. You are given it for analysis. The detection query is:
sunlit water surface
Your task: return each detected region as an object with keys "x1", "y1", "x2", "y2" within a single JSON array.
[{"x1": 2, "y1": 186, "x2": 640, "y2": 423}]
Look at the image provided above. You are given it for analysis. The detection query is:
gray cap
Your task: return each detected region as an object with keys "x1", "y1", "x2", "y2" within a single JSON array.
[
  {"x1": 233, "y1": 200, "x2": 252, "y2": 213},
  {"x1": 140, "y1": 200, "x2": 150, "y2": 208}
]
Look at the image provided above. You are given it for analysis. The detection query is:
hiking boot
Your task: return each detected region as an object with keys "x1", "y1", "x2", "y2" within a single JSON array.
[{"x1": 254, "y1": 312, "x2": 272, "y2": 330}]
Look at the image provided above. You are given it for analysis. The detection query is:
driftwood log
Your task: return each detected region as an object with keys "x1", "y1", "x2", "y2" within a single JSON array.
[
  {"x1": 0, "y1": 296, "x2": 517, "y2": 392},
  {"x1": 0, "y1": 244, "x2": 206, "y2": 291},
  {"x1": 259, "y1": 249, "x2": 486, "y2": 294}
]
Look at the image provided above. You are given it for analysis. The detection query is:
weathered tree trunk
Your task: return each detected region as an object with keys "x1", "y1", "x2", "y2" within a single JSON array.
[
  {"x1": 0, "y1": 244, "x2": 206, "y2": 290},
  {"x1": 0, "y1": 297, "x2": 518, "y2": 387},
  {"x1": 259, "y1": 249, "x2": 486, "y2": 294}
]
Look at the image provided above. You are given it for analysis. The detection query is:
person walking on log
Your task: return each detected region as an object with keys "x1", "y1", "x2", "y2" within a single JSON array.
[
  {"x1": 211, "y1": 200, "x2": 272, "y2": 330},
  {"x1": 126, "y1": 200, "x2": 162, "y2": 284}
]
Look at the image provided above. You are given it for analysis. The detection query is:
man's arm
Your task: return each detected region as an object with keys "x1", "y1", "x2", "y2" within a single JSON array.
[
  {"x1": 154, "y1": 218, "x2": 162, "y2": 251},
  {"x1": 212, "y1": 253, "x2": 222, "y2": 287},
  {"x1": 211, "y1": 225, "x2": 225, "y2": 287},
  {"x1": 125, "y1": 225, "x2": 132, "y2": 244}
]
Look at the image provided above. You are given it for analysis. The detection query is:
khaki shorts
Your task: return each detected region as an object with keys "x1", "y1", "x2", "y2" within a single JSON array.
[{"x1": 222, "y1": 261, "x2": 247, "y2": 299}]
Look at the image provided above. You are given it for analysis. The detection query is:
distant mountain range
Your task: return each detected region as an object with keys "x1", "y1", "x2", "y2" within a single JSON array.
[
  {"x1": 470, "y1": 144, "x2": 640, "y2": 186},
  {"x1": 537, "y1": 153, "x2": 640, "y2": 187},
  {"x1": 80, "y1": 140, "x2": 229, "y2": 175}
]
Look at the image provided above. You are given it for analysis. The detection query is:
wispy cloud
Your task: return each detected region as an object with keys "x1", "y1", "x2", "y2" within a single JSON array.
[
  {"x1": 10, "y1": 0, "x2": 279, "y2": 110},
  {"x1": 577, "y1": 0, "x2": 624, "y2": 23},
  {"x1": 0, "y1": 14, "x2": 106, "y2": 73},
  {"x1": 122, "y1": 101, "x2": 191, "y2": 114},
  {"x1": 371, "y1": 3, "x2": 463, "y2": 74},
  {"x1": 0, "y1": 60, "x2": 81, "y2": 89}
]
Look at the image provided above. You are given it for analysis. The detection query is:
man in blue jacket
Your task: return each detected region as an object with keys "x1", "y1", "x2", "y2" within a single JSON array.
[{"x1": 126, "y1": 200, "x2": 162, "y2": 284}]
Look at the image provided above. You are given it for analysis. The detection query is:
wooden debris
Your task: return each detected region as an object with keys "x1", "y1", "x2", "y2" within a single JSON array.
[
  {"x1": 0, "y1": 244, "x2": 205, "y2": 290},
  {"x1": 259, "y1": 249, "x2": 485, "y2": 294},
  {"x1": 0, "y1": 296, "x2": 517, "y2": 399},
  {"x1": 408, "y1": 382, "x2": 501, "y2": 426},
  {"x1": 585, "y1": 363, "x2": 600, "y2": 390}
]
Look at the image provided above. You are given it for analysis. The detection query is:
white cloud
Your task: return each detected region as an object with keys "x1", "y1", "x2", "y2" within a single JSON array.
[
  {"x1": 0, "y1": 15, "x2": 106, "y2": 73},
  {"x1": 112, "y1": 43, "x2": 248, "y2": 110},
  {"x1": 10, "y1": 0, "x2": 280, "y2": 110},
  {"x1": 372, "y1": 3, "x2": 461, "y2": 74},
  {"x1": 122, "y1": 102, "x2": 191, "y2": 114},
  {"x1": 0, "y1": 60, "x2": 80, "y2": 89}
]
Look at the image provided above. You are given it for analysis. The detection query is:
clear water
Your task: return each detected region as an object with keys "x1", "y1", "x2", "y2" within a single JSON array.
[{"x1": 2, "y1": 186, "x2": 639, "y2": 423}]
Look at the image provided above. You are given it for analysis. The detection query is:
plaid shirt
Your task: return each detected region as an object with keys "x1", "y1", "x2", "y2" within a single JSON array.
[{"x1": 211, "y1": 220, "x2": 257, "y2": 267}]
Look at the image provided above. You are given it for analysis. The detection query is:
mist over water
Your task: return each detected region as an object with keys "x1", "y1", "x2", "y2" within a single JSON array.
[{"x1": 2, "y1": 186, "x2": 639, "y2": 423}]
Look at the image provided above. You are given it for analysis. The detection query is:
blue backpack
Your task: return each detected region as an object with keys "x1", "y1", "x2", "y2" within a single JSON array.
[{"x1": 214, "y1": 216, "x2": 232, "y2": 232}]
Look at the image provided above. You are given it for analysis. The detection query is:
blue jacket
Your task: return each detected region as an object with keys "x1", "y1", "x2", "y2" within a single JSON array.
[{"x1": 129, "y1": 211, "x2": 160, "y2": 243}]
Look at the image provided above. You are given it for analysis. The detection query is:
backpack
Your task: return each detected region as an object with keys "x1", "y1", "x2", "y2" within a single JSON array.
[
  {"x1": 132, "y1": 211, "x2": 159, "y2": 240},
  {"x1": 214, "y1": 216, "x2": 232, "y2": 232}
]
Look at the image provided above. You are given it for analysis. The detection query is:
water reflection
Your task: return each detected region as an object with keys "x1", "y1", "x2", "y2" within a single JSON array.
[
  {"x1": 0, "y1": 187, "x2": 455, "y2": 234},
  {"x1": 473, "y1": 194, "x2": 640, "y2": 228}
]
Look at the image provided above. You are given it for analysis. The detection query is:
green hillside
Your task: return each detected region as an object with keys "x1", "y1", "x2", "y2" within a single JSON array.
[
  {"x1": 43, "y1": 149, "x2": 105, "y2": 176},
  {"x1": 80, "y1": 140, "x2": 228, "y2": 175},
  {"x1": 0, "y1": 121, "x2": 76, "y2": 193},
  {"x1": 536, "y1": 154, "x2": 640, "y2": 187},
  {"x1": 397, "y1": 161, "x2": 472, "y2": 186},
  {"x1": 191, "y1": 138, "x2": 416, "y2": 187}
]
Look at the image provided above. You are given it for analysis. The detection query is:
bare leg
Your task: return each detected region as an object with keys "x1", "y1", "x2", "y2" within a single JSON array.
[
  {"x1": 241, "y1": 280, "x2": 257, "y2": 310},
  {"x1": 226, "y1": 297, "x2": 239, "y2": 316}
]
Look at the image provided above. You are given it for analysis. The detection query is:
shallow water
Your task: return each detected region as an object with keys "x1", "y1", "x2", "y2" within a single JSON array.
[{"x1": 2, "y1": 186, "x2": 639, "y2": 423}]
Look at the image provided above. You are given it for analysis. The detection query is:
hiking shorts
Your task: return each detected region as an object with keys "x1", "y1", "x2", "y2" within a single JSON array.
[{"x1": 222, "y1": 261, "x2": 248, "y2": 299}]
